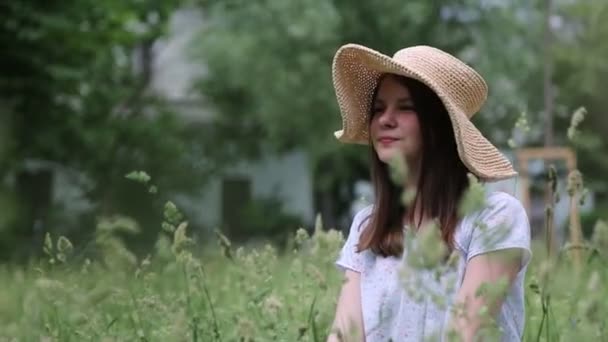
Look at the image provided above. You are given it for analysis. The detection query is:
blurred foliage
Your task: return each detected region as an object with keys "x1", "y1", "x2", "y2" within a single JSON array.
[
  {"x1": 553, "y1": 0, "x2": 608, "y2": 192},
  {"x1": 0, "y1": 214, "x2": 347, "y2": 341},
  {"x1": 194, "y1": 0, "x2": 608, "y2": 228},
  {"x1": 581, "y1": 205, "x2": 608, "y2": 240},
  {"x1": 2, "y1": 0, "x2": 608, "y2": 258},
  {"x1": 0, "y1": 0, "x2": 223, "y2": 260},
  {"x1": 193, "y1": 0, "x2": 476, "y2": 229},
  {"x1": 0, "y1": 208, "x2": 607, "y2": 340},
  {"x1": 236, "y1": 195, "x2": 305, "y2": 246}
]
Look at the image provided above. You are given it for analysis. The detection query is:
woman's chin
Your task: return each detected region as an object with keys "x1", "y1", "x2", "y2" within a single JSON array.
[
  {"x1": 377, "y1": 147, "x2": 418, "y2": 164},
  {"x1": 377, "y1": 148, "x2": 401, "y2": 163}
]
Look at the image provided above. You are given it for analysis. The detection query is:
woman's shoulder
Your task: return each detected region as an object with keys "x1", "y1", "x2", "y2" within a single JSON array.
[
  {"x1": 460, "y1": 190, "x2": 528, "y2": 227},
  {"x1": 352, "y1": 204, "x2": 374, "y2": 233},
  {"x1": 455, "y1": 191, "x2": 530, "y2": 248},
  {"x1": 456, "y1": 190, "x2": 532, "y2": 264},
  {"x1": 481, "y1": 191, "x2": 527, "y2": 219}
]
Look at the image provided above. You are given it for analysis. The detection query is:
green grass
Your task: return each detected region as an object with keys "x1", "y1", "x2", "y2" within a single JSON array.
[
  {"x1": 0, "y1": 219, "x2": 346, "y2": 341},
  {"x1": 2, "y1": 160, "x2": 607, "y2": 341},
  {"x1": 0, "y1": 219, "x2": 606, "y2": 341}
]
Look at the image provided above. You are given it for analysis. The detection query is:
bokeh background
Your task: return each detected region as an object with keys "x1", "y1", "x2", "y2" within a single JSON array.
[{"x1": 1, "y1": 0, "x2": 607, "y2": 262}]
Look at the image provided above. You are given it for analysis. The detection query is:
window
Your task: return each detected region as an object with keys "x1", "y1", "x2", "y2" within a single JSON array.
[{"x1": 221, "y1": 176, "x2": 251, "y2": 237}]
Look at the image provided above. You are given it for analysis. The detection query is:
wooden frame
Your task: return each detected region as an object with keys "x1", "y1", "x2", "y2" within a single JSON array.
[
  {"x1": 516, "y1": 147, "x2": 576, "y2": 214},
  {"x1": 515, "y1": 147, "x2": 581, "y2": 266}
]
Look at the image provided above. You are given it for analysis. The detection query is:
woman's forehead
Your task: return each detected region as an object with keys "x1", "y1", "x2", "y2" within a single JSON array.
[{"x1": 375, "y1": 77, "x2": 412, "y2": 101}]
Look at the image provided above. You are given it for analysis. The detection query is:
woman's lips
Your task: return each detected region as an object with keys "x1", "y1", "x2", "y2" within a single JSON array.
[{"x1": 378, "y1": 137, "x2": 399, "y2": 146}]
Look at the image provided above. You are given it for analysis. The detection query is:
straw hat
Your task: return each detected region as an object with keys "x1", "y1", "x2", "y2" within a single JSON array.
[{"x1": 332, "y1": 43, "x2": 517, "y2": 181}]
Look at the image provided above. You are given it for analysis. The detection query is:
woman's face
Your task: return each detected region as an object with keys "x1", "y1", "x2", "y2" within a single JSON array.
[{"x1": 370, "y1": 75, "x2": 422, "y2": 164}]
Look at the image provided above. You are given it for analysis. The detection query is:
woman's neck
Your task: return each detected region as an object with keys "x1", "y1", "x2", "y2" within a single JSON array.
[
  {"x1": 403, "y1": 156, "x2": 425, "y2": 229},
  {"x1": 405, "y1": 155, "x2": 420, "y2": 188},
  {"x1": 403, "y1": 199, "x2": 427, "y2": 230}
]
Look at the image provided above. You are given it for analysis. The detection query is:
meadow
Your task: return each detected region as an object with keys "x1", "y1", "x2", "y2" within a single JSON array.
[
  {"x1": 0, "y1": 111, "x2": 605, "y2": 342},
  {"x1": 0, "y1": 176, "x2": 606, "y2": 341}
]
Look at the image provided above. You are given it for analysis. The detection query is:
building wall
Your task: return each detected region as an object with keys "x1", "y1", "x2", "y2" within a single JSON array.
[
  {"x1": 152, "y1": 8, "x2": 315, "y2": 231},
  {"x1": 182, "y1": 150, "x2": 315, "y2": 230}
]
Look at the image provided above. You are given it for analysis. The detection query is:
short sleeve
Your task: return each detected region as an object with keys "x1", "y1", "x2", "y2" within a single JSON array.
[
  {"x1": 335, "y1": 205, "x2": 372, "y2": 273},
  {"x1": 467, "y1": 192, "x2": 532, "y2": 269}
]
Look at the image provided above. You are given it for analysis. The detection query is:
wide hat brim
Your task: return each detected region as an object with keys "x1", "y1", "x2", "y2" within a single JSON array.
[{"x1": 332, "y1": 43, "x2": 517, "y2": 182}]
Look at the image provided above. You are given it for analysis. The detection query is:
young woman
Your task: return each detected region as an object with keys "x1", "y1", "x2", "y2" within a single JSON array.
[{"x1": 328, "y1": 44, "x2": 532, "y2": 342}]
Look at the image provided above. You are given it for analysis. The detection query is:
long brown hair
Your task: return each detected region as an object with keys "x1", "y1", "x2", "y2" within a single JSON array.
[{"x1": 357, "y1": 75, "x2": 471, "y2": 257}]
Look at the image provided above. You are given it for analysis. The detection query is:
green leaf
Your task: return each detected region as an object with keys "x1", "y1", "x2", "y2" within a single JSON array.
[
  {"x1": 125, "y1": 171, "x2": 151, "y2": 184},
  {"x1": 163, "y1": 201, "x2": 183, "y2": 226},
  {"x1": 56, "y1": 236, "x2": 73, "y2": 255}
]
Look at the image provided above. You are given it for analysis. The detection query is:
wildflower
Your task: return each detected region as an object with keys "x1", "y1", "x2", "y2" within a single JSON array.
[
  {"x1": 172, "y1": 222, "x2": 193, "y2": 255},
  {"x1": 306, "y1": 265, "x2": 327, "y2": 290},
  {"x1": 56, "y1": 236, "x2": 73, "y2": 263},
  {"x1": 169, "y1": 309, "x2": 188, "y2": 339},
  {"x1": 262, "y1": 294, "x2": 284, "y2": 317},
  {"x1": 237, "y1": 317, "x2": 256, "y2": 342},
  {"x1": 161, "y1": 222, "x2": 175, "y2": 233},
  {"x1": 56, "y1": 236, "x2": 73, "y2": 254},
  {"x1": 591, "y1": 220, "x2": 608, "y2": 252},
  {"x1": 566, "y1": 170, "x2": 583, "y2": 197},
  {"x1": 405, "y1": 221, "x2": 447, "y2": 270},
  {"x1": 125, "y1": 170, "x2": 151, "y2": 184},
  {"x1": 537, "y1": 259, "x2": 555, "y2": 286},
  {"x1": 43, "y1": 232, "x2": 53, "y2": 256},
  {"x1": 508, "y1": 110, "x2": 530, "y2": 148},
  {"x1": 85, "y1": 286, "x2": 114, "y2": 306},
  {"x1": 567, "y1": 107, "x2": 587, "y2": 142},
  {"x1": 314, "y1": 213, "x2": 323, "y2": 232},
  {"x1": 311, "y1": 228, "x2": 344, "y2": 259},
  {"x1": 35, "y1": 278, "x2": 65, "y2": 292},
  {"x1": 458, "y1": 173, "x2": 486, "y2": 217},
  {"x1": 215, "y1": 229, "x2": 233, "y2": 261},
  {"x1": 289, "y1": 257, "x2": 303, "y2": 278},
  {"x1": 475, "y1": 277, "x2": 509, "y2": 308},
  {"x1": 587, "y1": 271, "x2": 600, "y2": 292},
  {"x1": 43, "y1": 233, "x2": 56, "y2": 265},
  {"x1": 163, "y1": 201, "x2": 183, "y2": 226},
  {"x1": 81, "y1": 258, "x2": 91, "y2": 274},
  {"x1": 97, "y1": 215, "x2": 140, "y2": 235},
  {"x1": 154, "y1": 234, "x2": 173, "y2": 261},
  {"x1": 135, "y1": 255, "x2": 152, "y2": 278},
  {"x1": 294, "y1": 228, "x2": 310, "y2": 250},
  {"x1": 401, "y1": 188, "x2": 417, "y2": 207},
  {"x1": 579, "y1": 298, "x2": 600, "y2": 323},
  {"x1": 473, "y1": 220, "x2": 510, "y2": 254},
  {"x1": 507, "y1": 138, "x2": 517, "y2": 149},
  {"x1": 235, "y1": 246, "x2": 246, "y2": 262},
  {"x1": 579, "y1": 188, "x2": 589, "y2": 206},
  {"x1": 388, "y1": 153, "x2": 408, "y2": 186}
]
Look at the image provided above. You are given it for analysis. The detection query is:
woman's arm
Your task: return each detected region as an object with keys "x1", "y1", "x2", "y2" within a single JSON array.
[
  {"x1": 450, "y1": 248, "x2": 523, "y2": 342},
  {"x1": 327, "y1": 269, "x2": 365, "y2": 342}
]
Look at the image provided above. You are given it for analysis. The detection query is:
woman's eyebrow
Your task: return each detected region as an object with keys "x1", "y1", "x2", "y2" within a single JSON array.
[
  {"x1": 374, "y1": 97, "x2": 413, "y2": 105},
  {"x1": 398, "y1": 97, "x2": 413, "y2": 103}
]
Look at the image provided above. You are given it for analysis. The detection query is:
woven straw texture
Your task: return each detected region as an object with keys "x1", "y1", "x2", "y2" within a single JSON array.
[{"x1": 332, "y1": 43, "x2": 517, "y2": 181}]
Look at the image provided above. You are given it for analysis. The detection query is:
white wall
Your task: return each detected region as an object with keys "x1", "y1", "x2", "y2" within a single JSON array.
[
  {"x1": 176, "y1": 149, "x2": 314, "y2": 230},
  {"x1": 152, "y1": 8, "x2": 315, "y2": 231},
  {"x1": 151, "y1": 7, "x2": 207, "y2": 101},
  {"x1": 244, "y1": 150, "x2": 314, "y2": 222}
]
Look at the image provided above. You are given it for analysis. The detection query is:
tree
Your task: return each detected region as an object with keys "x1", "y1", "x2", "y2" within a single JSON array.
[
  {"x1": 194, "y1": 0, "x2": 482, "y2": 229},
  {"x1": 0, "y1": 0, "x2": 215, "y2": 259},
  {"x1": 552, "y1": 0, "x2": 608, "y2": 193}
]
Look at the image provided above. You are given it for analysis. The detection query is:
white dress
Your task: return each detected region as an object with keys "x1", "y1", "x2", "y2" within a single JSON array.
[{"x1": 335, "y1": 191, "x2": 532, "y2": 342}]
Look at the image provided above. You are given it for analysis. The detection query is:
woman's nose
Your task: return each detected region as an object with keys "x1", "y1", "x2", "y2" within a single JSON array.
[{"x1": 377, "y1": 108, "x2": 396, "y2": 128}]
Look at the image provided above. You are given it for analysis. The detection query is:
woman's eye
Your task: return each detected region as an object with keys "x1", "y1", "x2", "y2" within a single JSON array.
[{"x1": 400, "y1": 105, "x2": 415, "y2": 111}]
